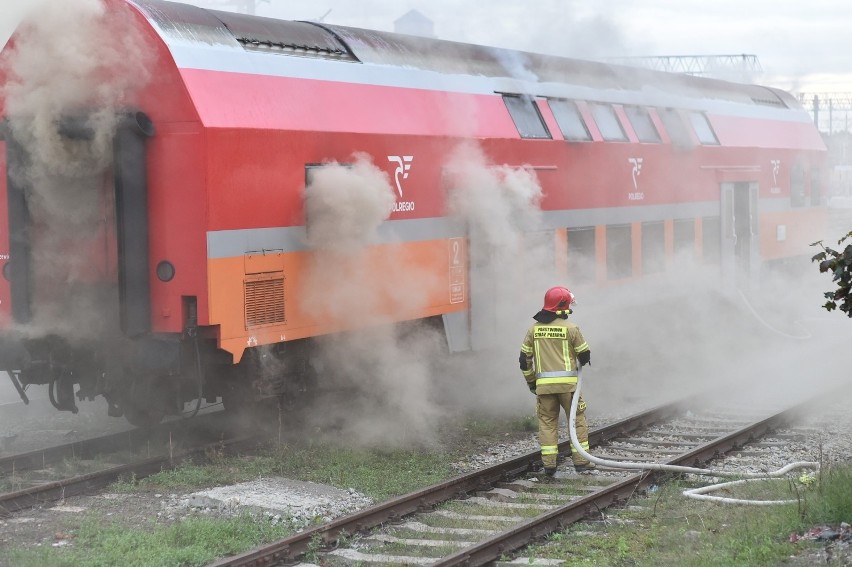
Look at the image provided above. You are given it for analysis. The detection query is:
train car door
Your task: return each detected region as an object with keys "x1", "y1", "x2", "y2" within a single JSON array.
[
  {"x1": 720, "y1": 181, "x2": 760, "y2": 289},
  {"x1": 0, "y1": 139, "x2": 12, "y2": 325},
  {"x1": 468, "y1": 228, "x2": 555, "y2": 351}
]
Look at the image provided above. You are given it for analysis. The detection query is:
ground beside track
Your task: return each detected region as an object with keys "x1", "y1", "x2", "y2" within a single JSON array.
[
  {"x1": 0, "y1": 381, "x2": 224, "y2": 457},
  {"x1": 0, "y1": 412, "x2": 584, "y2": 565},
  {"x1": 3, "y1": 397, "x2": 852, "y2": 567},
  {"x1": 3, "y1": 284, "x2": 851, "y2": 565},
  {"x1": 0, "y1": 387, "x2": 135, "y2": 455}
]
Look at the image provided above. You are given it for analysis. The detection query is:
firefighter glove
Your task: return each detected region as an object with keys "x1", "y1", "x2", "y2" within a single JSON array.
[
  {"x1": 519, "y1": 352, "x2": 530, "y2": 371},
  {"x1": 578, "y1": 350, "x2": 591, "y2": 367},
  {"x1": 528, "y1": 382, "x2": 537, "y2": 394}
]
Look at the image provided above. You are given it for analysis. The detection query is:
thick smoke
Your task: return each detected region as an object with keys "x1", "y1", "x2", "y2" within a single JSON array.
[
  {"x1": 433, "y1": 142, "x2": 562, "y2": 417},
  {"x1": 1, "y1": 0, "x2": 154, "y2": 340},
  {"x1": 301, "y1": 153, "x2": 441, "y2": 321},
  {"x1": 435, "y1": 139, "x2": 851, "y2": 426},
  {"x1": 443, "y1": 141, "x2": 551, "y2": 332},
  {"x1": 299, "y1": 154, "x2": 445, "y2": 446},
  {"x1": 304, "y1": 154, "x2": 396, "y2": 254},
  {"x1": 3, "y1": 0, "x2": 152, "y2": 171}
]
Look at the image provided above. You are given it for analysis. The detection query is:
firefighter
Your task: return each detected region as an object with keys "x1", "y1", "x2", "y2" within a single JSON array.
[{"x1": 519, "y1": 286, "x2": 595, "y2": 477}]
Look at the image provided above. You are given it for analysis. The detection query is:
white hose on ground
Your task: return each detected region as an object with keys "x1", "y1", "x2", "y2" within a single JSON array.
[
  {"x1": 737, "y1": 289, "x2": 811, "y2": 341},
  {"x1": 567, "y1": 368, "x2": 819, "y2": 505}
]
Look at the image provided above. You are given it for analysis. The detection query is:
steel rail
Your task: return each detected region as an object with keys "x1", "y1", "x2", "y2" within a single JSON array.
[
  {"x1": 0, "y1": 434, "x2": 262, "y2": 517},
  {"x1": 0, "y1": 410, "x2": 228, "y2": 476},
  {"x1": 207, "y1": 397, "x2": 694, "y2": 567},
  {"x1": 431, "y1": 399, "x2": 810, "y2": 566}
]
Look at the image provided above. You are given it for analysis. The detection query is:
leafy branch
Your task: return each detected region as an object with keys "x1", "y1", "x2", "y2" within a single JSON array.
[{"x1": 811, "y1": 230, "x2": 852, "y2": 317}]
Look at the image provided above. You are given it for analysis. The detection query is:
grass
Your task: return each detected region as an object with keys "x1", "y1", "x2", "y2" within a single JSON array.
[
  {"x1": 110, "y1": 442, "x2": 457, "y2": 501},
  {"x1": 12, "y1": 413, "x2": 847, "y2": 567},
  {"x1": 113, "y1": 410, "x2": 537, "y2": 500},
  {"x1": 269, "y1": 442, "x2": 456, "y2": 500},
  {"x1": 4, "y1": 513, "x2": 293, "y2": 567},
  {"x1": 525, "y1": 464, "x2": 852, "y2": 566},
  {"x1": 3, "y1": 418, "x2": 506, "y2": 567},
  {"x1": 462, "y1": 412, "x2": 538, "y2": 436}
]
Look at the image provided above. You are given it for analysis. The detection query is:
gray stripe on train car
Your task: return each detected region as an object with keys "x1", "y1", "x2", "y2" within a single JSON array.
[
  {"x1": 206, "y1": 217, "x2": 466, "y2": 258},
  {"x1": 206, "y1": 198, "x2": 801, "y2": 258}
]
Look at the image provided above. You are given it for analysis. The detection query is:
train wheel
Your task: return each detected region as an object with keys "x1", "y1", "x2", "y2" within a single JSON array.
[
  {"x1": 119, "y1": 374, "x2": 172, "y2": 428},
  {"x1": 123, "y1": 402, "x2": 166, "y2": 428}
]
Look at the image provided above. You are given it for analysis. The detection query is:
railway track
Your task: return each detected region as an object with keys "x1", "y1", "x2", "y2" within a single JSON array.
[
  {"x1": 209, "y1": 392, "x2": 821, "y2": 567},
  {"x1": 0, "y1": 412, "x2": 265, "y2": 516},
  {"x1": 0, "y1": 410, "x2": 231, "y2": 476}
]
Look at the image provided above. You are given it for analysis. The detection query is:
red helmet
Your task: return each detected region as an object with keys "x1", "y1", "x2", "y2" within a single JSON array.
[{"x1": 542, "y1": 286, "x2": 575, "y2": 312}]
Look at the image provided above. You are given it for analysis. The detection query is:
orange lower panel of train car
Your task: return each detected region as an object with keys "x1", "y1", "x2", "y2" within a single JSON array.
[
  {"x1": 208, "y1": 238, "x2": 468, "y2": 360},
  {"x1": 759, "y1": 208, "x2": 828, "y2": 260}
]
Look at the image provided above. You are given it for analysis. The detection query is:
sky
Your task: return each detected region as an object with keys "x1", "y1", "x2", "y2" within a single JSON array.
[{"x1": 2, "y1": 0, "x2": 852, "y2": 95}]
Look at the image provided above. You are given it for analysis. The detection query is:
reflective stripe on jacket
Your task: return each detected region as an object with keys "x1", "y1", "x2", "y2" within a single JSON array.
[{"x1": 520, "y1": 318, "x2": 589, "y2": 395}]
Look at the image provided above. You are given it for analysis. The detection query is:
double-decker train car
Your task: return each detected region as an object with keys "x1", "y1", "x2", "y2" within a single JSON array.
[{"x1": 0, "y1": 0, "x2": 826, "y2": 426}]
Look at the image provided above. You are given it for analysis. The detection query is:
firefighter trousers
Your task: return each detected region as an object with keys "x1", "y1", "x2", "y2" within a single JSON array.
[{"x1": 537, "y1": 391, "x2": 590, "y2": 469}]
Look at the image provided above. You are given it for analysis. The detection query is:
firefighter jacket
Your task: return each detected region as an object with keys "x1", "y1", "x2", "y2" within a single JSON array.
[{"x1": 520, "y1": 316, "x2": 590, "y2": 395}]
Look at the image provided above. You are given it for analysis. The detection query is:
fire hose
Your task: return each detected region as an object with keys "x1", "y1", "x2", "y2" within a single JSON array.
[{"x1": 567, "y1": 367, "x2": 819, "y2": 505}]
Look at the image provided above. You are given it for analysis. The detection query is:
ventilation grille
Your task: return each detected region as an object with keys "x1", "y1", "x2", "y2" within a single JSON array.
[
  {"x1": 245, "y1": 275, "x2": 285, "y2": 329},
  {"x1": 747, "y1": 86, "x2": 788, "y2": 108},
  {"x1": 236, "y1": 37, "x2": 357, "y2": 60},
  {"x1": 750, "y1": 96, "x2": 786, "y2": 108}
]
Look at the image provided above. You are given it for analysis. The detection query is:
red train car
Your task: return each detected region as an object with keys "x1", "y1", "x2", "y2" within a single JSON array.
[{"x1": 0, "y1": 0, "x2": 826, "y2": 425}]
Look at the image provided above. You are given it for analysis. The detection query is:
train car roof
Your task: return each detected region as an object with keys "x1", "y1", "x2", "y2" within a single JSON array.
[{"x1": 132, "y1": 0, "x2": 801, "y2": 113}]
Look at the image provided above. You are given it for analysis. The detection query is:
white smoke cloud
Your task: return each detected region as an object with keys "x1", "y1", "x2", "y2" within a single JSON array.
[
  {"x1": 443, "y1": 141, "x2": 552, "y2": 330},
  {"x1": 434, "y1": 141, "x2": 562, "y2": 416},
  {"x1": 299, "y1": 153, "x2": 445, "y2": 446},
  {"x1": 301, "y1": 153, "x2": 416, "y2": 323},
  {"x1": 3, "y1": 0, "x2": 153, "y2": 176},
  {"x1": 304, "y1": 153, "x2": 397, "y2": 253},
  {"x1": 1, "y1": 0, "x2": 155, "y2": 340}
]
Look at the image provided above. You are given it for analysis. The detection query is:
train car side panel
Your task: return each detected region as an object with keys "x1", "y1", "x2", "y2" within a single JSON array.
[
  {"x1": 147, "y1": 124, "x2": 209, "y2": 332},
  {"x1": 208, "y1": 238, "x2": 467, "y2": 360}
]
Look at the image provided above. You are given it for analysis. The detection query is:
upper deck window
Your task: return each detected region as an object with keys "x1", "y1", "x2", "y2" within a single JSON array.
[
  {"x1": 689, "y1": 112, "x2": 720, "y2": 145},
  {"x1": 549, "y1": 99, "x2": 592, "y2": 141},
  {"x1": 657, "y1": 108, "x2": 694, "y2": 148},
  {"x1": 589, "y1": 103, "x2": 627, "y2": 142},
  {"x1": 625, "y1": 106, "x2": 661, "y2": 143},
  {"x1": 502, "y1": 94, "x2": 551, "y2": 139}
]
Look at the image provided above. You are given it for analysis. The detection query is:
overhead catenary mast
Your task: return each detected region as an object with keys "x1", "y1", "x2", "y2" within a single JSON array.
[
  {"x1": 606, "y1": 54, "x2": 764, "y2": 84},
  {"x1": 797, "y1": 93, "x2": 852, "y2": 134}
]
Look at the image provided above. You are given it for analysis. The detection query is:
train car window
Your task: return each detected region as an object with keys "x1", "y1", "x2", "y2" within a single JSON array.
[
  {"x1": 589, "y1": 103, "x2": 628, "y2": 142},
  {"x1": 502, "y1": 94, "x2": 551, "y2": 139},
  {"x1": 689, "y1": 112, "x2": 720, "y2": 145},
  {"x1": 791, "y1": 164, "x2": 806, "y2": 207},
  {"x1": 549, "y1": 99, "x2": 592, "y2": 141},
  {"x1": 673, "y1": 218, "x2": 696, "y2": 263},
  {"x1": 606, "y1": 224, "x2": 632, "y2": 279},
  {"x1": 566, "y1": 227, "x2": 595, "y2": 284},
  {"x1": 641, "y1": 221, "x2": 665, "y2": 275},
  {"x1": 625, "y1": 106, "x2": 661, "y2": 143},
  {"x1": 657, "y1": 108, "x2": 693, "y2": 149},
  {"x1": 702, "y1": 216, "x2": 721, "y2": 265}
]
